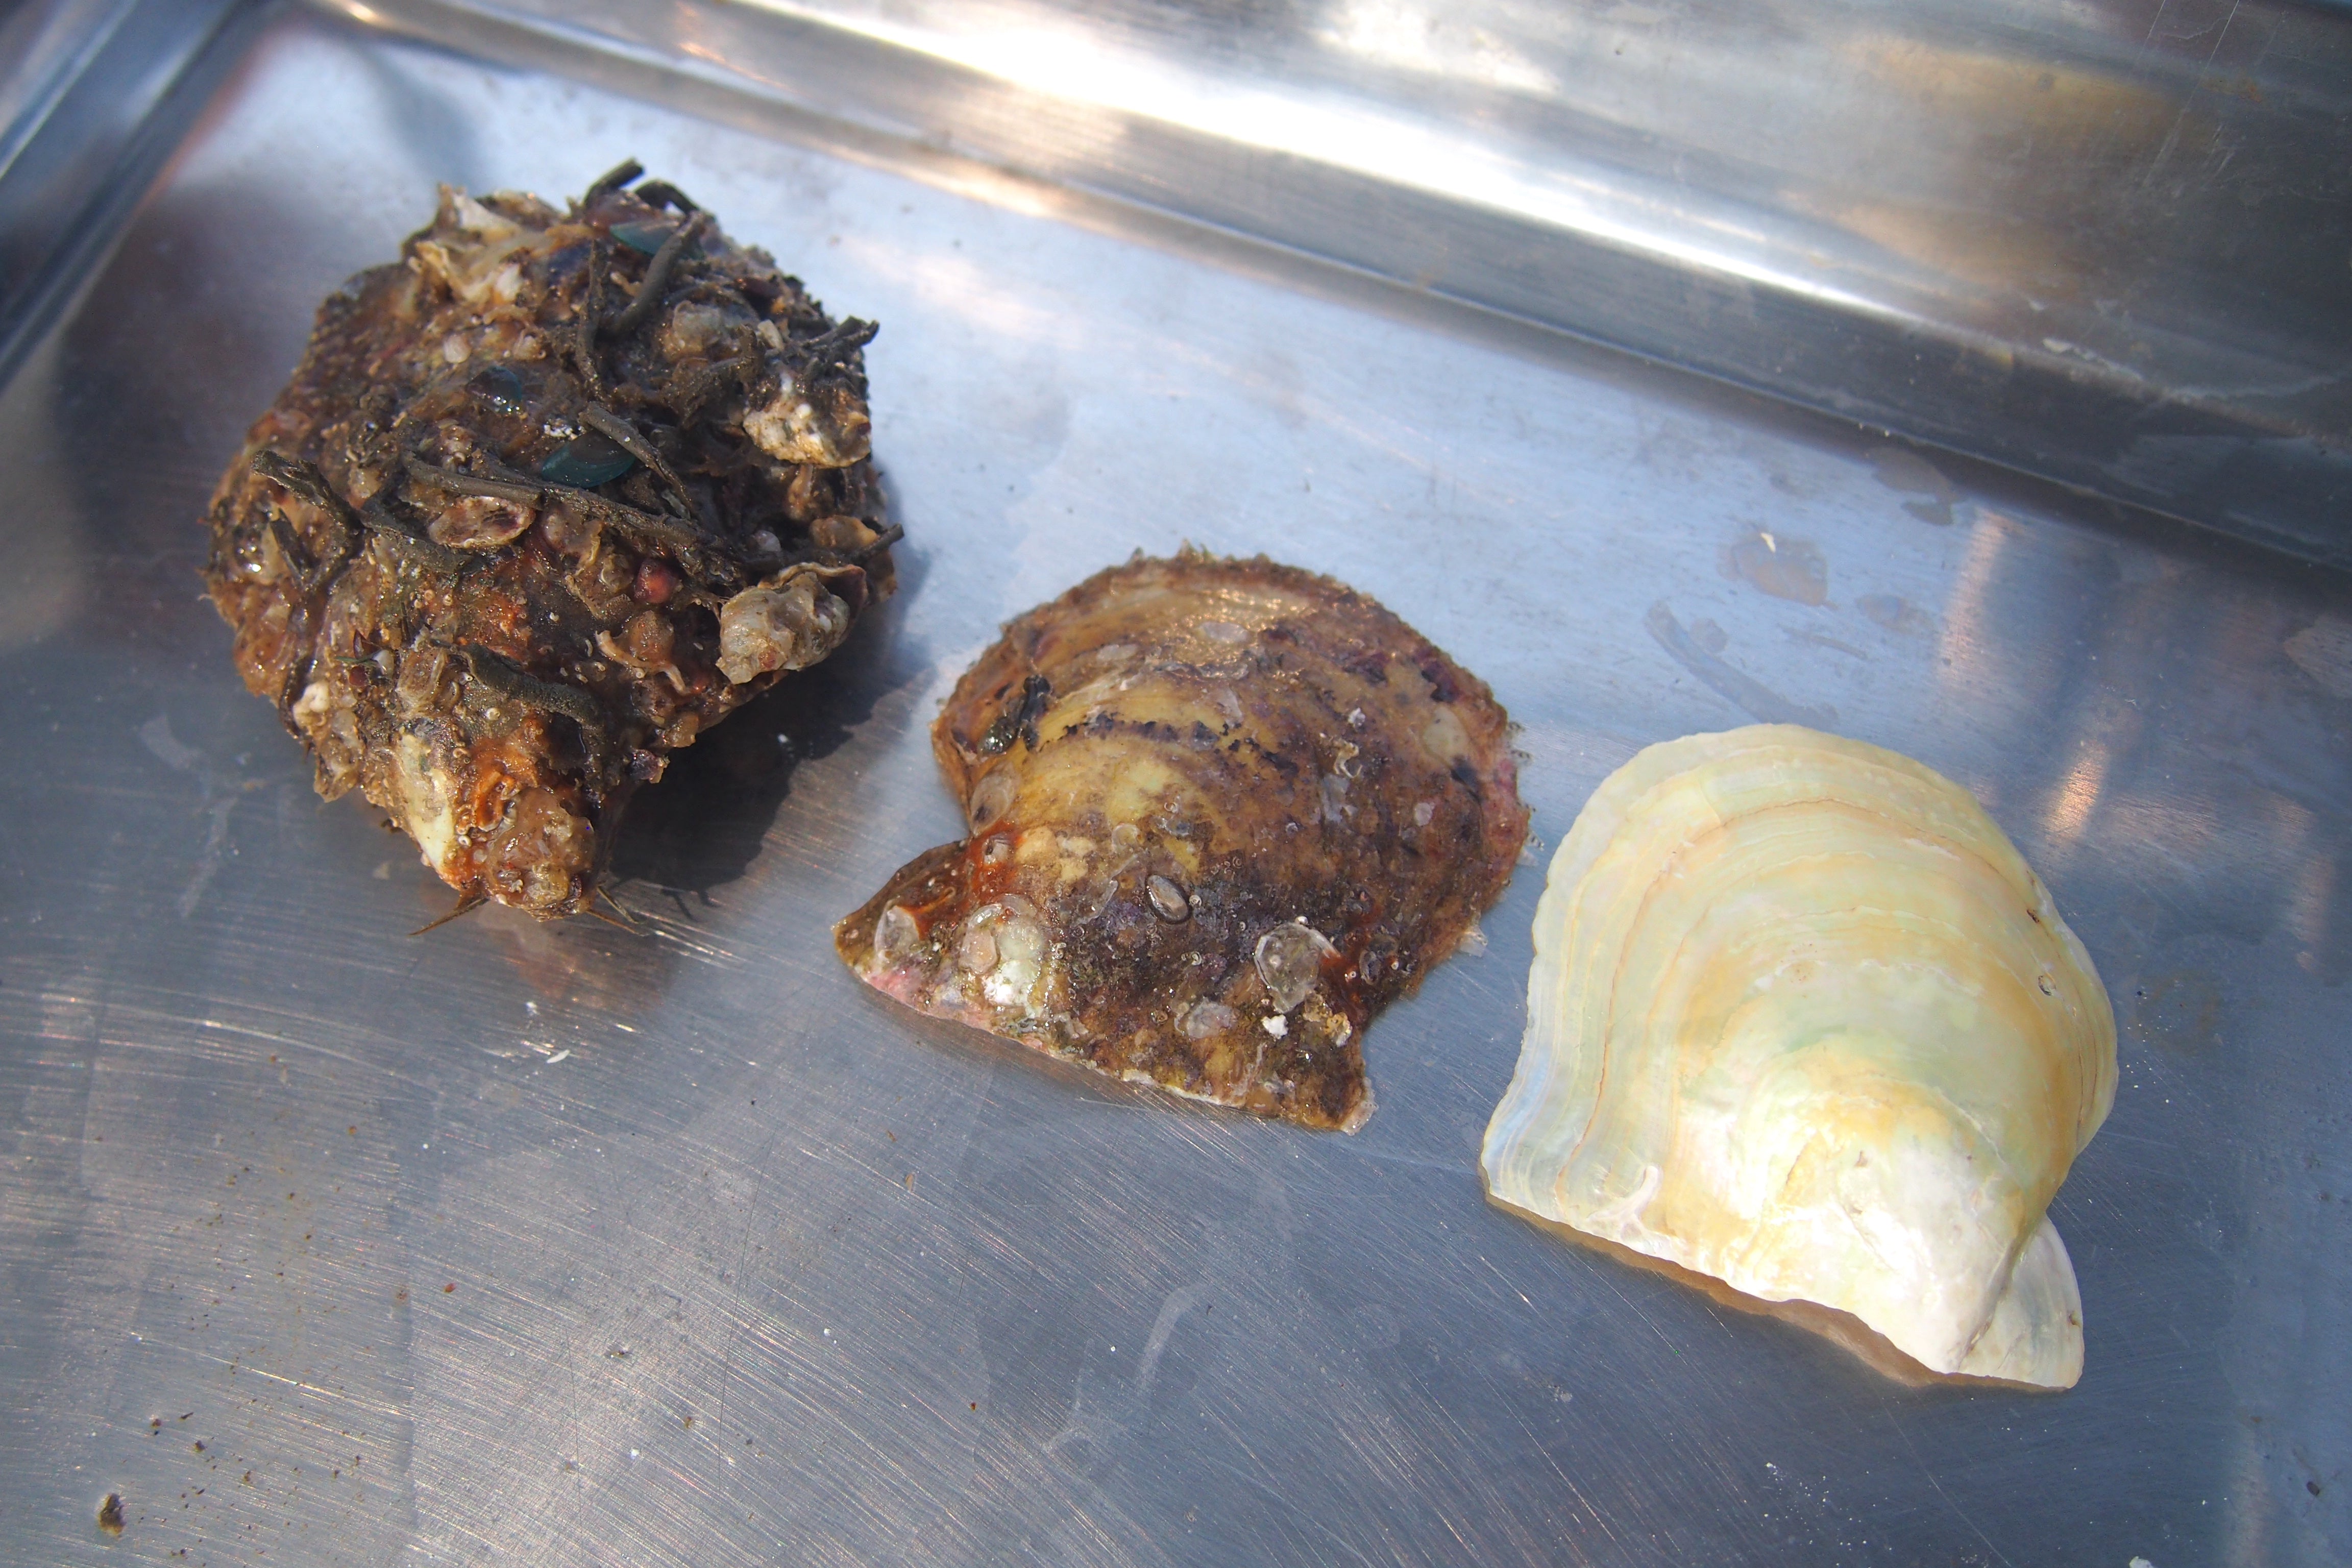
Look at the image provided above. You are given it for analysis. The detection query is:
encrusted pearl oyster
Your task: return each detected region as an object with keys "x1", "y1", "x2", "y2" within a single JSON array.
[{"x1": 836, "y1": 551, "x2": 1528, "y2": 1130}]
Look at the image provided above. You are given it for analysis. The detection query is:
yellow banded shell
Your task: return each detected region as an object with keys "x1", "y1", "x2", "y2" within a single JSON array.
[{"x1": 1480, "y1": 725, "x2": 2115, "y2": 1388}]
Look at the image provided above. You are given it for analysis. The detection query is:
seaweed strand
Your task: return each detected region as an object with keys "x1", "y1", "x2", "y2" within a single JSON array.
[
  {"x1": 404, "y1": 457, "x2": 543, "y2": 506},
  {"x1": 632, "y1": 179, "x2": 697, "y2": 214},
  {"x1": 251, "y1": 449, "x2": 360, "y2": 589},
  {"x1": 410, "y1": 892, "x2": 488, "y2": 937},
  {"x1": 605, "y1": 212, "x2": 709, "y2": 340},
  {"x1": 569, "y1": 236, "x2": 610, "y2": 399},
  {"x1": 786, "y1": 316, "x2": 879, "y2": 383},
  {"x1": 578, "y1": 403, "x2": 692, "y2": 509},
  {"x1": 456, "y1": 643, "x2": 608, "y2": 733},
  {"x1": 831, "y1": 521, "x2": 903, "y2": 566},
  {"x1": 583, "y1": 159, "x2": 643, "y2": 200}
]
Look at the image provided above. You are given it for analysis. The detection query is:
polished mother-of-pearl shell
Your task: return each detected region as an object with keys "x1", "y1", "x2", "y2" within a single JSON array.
[{"x1": 1481, "y1": 725, "x2": 2115, "y2": 1387}]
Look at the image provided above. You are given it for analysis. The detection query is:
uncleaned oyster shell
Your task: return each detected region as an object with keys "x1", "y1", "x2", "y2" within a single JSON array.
[
  {"x1": 835, "y1": 551, "x2": 1529, "y2": 1130},
  {"x1": 202, "y1": 165, "x2": 893, "y2": 918},
  {"x1": 1480, "y1": 725, "x2": 2115, "y2": 1387}
]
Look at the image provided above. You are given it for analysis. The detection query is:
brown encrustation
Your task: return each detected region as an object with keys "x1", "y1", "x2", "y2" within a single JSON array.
[{"x1": 203, "y1": 163, "x2": 895, "y2": 918}]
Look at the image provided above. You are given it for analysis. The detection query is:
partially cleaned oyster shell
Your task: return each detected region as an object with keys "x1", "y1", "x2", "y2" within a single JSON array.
[
  {"x1": 835, "y1": 551, "x2": 1528, "y2": 1130},
  {"x1": 1480, "y1": 725, "x2": 2115, "y2": 1387}
]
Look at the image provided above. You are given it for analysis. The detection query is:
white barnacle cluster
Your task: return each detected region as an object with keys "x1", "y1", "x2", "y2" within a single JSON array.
[
  {"x1": 1178, "y1": 1000, "x2": 1238, "y2": 1040},
  {"x1": 409, "y1": 188, "x2": 534, "y2": 313},
  {"x1": 743, "y1": 320, "x2": 872, "y2": 467},
  {"x1": 871, "y1": 904, "x2": 922, "y2": 973},
  {"x1": 716, "y1": 565, "x2": 857, "y2": 684},
  {"x1": 966, "y1": 772, "x2": 1017, "y2": 832},
  {"x1": 961, "y1": 896, "x2": 1050, "y2": 1012},
  {"x1": 1253, "y1": 920, "x2": 1335, "y2": 1014}
]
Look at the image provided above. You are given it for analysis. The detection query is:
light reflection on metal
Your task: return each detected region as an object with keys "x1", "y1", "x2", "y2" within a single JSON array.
[
  {"x1": 2282, "y1": 800, "x2": 2337, "y2": 957},
  {"x1": 1932, "y1": 511, "x2": 2010, "y2": 703},
  {"x1": 734, "y1": 0, "x2": 1903, "y2": 315},
  {"x1": 833, "y1": 238, "x2": 1069, "y2": 345},
  {"x1": 1319, "y1": 0, "x2": 1560, "y2": 97},
  {"x1": 2293, "y1": 856, "x2": 2338, "y2": 974},
  {"x1": 2040, "y1": 744, "x2": 2111, "y2": 850}
]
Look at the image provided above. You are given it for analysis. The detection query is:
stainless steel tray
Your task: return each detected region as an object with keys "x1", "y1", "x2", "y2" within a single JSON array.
[{"x1": 2, "y1": 3, "x2": 2347, "y2": 1563}]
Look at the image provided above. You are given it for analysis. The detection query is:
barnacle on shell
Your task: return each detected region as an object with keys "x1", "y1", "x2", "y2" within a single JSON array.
[
  {"x1": 1481, "y1": 725, "x2": 2116, "y2": 1387},
  {"x1": 202, "y1": 164, "x2": 895, "y2": 917},
  {"x1": 836, "y1": 551, "x2": 1529, "y2": 1131}
]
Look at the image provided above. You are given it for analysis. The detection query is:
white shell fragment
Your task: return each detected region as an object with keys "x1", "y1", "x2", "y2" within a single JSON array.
[{"x1": 1480, "y1": 725, "x2": 2116, "y2": 1388}]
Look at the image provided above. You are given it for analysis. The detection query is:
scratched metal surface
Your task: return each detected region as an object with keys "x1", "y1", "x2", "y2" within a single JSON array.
[{"x1": 3, "y1": 7, "x2": 2350, "y2": 1566}]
